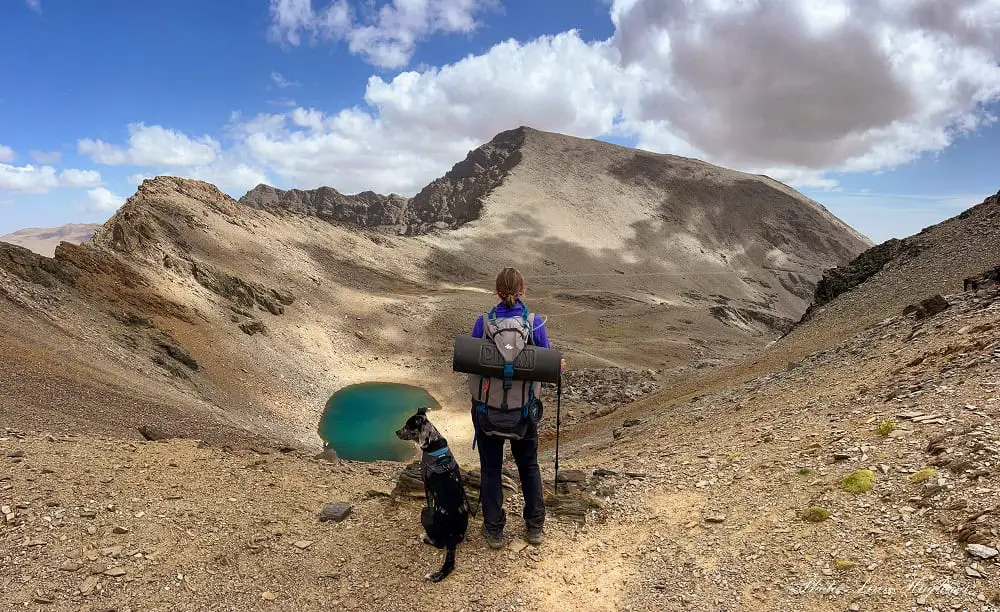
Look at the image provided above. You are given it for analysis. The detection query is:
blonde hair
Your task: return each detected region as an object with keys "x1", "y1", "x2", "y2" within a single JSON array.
[{"x1": 495, "y1": 267, "x2": 524, "y2": 308}]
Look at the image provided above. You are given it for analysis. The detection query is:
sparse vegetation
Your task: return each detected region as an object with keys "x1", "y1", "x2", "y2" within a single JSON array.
[
  {"x1": 834, "y1": 559, "x2": 857, "y2": 571},
  {"x1": 800, "y1": 506, "x2": 831, "y2": 522},
  {"x1": 908, "y1": 467, "x2": 937, "y2": 484},
  {"x1": 840, "y1": 470, "x2": 876, "y2": 493},
  {"x1": 796, "y1": 467, "x2": 813, "y2": 476},
  {"x1": 876, "y1": 418, "x2": 897, "y2": 436}
]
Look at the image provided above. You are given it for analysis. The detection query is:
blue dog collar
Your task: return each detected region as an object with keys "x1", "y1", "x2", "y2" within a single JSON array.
[{"x1": 427, "y1": 446, "x2": 450, "y2": 458}]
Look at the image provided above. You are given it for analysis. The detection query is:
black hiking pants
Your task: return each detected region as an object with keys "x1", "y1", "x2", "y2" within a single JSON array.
[{"x1": 473, "y1": 409, "x2": 545, "y2": 536}]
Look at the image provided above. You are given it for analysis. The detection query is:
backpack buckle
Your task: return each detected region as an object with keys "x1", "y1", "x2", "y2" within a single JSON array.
[{"x1": 503, "y1": 362, "x2": 514, "y2": 390}]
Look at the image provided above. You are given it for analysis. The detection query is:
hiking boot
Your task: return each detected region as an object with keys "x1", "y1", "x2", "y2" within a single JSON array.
[
  {"x1": 484, "y1": 532, "x2": 504, "y2": 550},
  {"x1": 525, "y1": 528, "x2": 543, "y2": 546}
]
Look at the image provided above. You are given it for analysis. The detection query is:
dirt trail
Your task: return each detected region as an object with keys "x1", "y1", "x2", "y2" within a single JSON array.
[{"x1": 3, "y1": 281, "x2": 998, "y2": 611}]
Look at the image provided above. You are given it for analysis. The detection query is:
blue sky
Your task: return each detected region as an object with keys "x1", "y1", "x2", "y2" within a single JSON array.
[{"x1": 2, "y1": 0, "x2": 999, "y2": 244}]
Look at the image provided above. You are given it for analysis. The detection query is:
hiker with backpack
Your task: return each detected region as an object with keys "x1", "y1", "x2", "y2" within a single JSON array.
[{"x1": 468, "y1": 267, "x2": 565, "y2": 548}]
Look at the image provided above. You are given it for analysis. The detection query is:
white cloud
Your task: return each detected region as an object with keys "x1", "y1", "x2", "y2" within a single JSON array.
[
  {"x1": 268, "y1": 0, "x2": 356, "y2": 46},
  {"x1": 0, "y1": 145, "x2": 14, "y2": 163},
  {"x1": 31, "y1": 150, "x2": 62, "y2": 164},
  {"x1": 234, "y1": 32, "x2": 626, "y2": 194},
  {"x1": 85, "y1": 187, "x2": 125, "y2": 212},
  {"x1": 610, "y1": 0, "x2": 1000, "y2": 177},
  {"x1": 0, "y1": 163, "x2": 103, "y2": 194},
  {"x1": 78, "y1": 0, "x2": 1000, "y2": 202},
  {"x1": 0, "y1": 164, "x2": 59, "y2": 194},
  {"x1": 270, "y1": 71, "x2": 300, "y2": 88},
  {"x1": 25, "y1": 0, "x2": 41, "y2": 14},
  {"x1": 267, "y1": 0, "x2": 493, "y2": 68},
  {"x1": 78, "y1": 123, "x2": 220, "y2": 167},
  {"x1": 73, "y1": 121, "x2": 271, "y2": 196},
  {"x1": 59, "y1": 168, "x2": 102, "y2": 188},
  {"x1": 179, "y1": 160, "x2": 271, "y2": 195},
  {"x1": 751, "y1": 167, "x2": 841, "y2": 191},
  {"x1": 128, "y1": 159, "x2": 268, "y2": 196},
  {"x1": 127, "y1": 173, "x2": 153, "y2": 188}
]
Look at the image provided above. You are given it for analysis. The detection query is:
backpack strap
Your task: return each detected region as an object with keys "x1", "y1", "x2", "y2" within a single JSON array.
[
  {"x1": 480, "y1": 311, "x2": 496, "y2": 404},
  {"x1": 522, "y1": 308, "x2": 534, "y2": 346},
  {"x1": 483, "y1": 309, "x2": 497, "y2": 339}
]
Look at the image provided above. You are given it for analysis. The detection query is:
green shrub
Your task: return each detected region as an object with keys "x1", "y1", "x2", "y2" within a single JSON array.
[
  {"x1": 908, "y1": 467, "x2": 936, "y2": 484},
  {"x1": 876, "y1": 418, "x2": 897, "y2": 437},
  {"x1": 800, "y1": 506, "x2": 831, "y2": 523},
  {"x1": 840, "y1": 470, "x2": 876, "y2": 494}
]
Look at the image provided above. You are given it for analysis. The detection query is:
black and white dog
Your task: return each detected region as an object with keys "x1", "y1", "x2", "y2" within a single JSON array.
[{"x1": 395, "y1": 407, "x2": 469, "y2": 582}]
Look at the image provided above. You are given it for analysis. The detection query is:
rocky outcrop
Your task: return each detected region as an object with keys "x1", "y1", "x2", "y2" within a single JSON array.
[
  {"x1": 155, "y1": 339, "x2": 199, "y2": 371},
  {"x1": 965, "y1": 266, "x2": 1000, "y2": 292},
  {"x1": 557, "y1": 368, "x2": 659, "y2": 410},
  {"x1": 239, "y1": 185, "x2": 410, "y2": 232},
  {"x1": 237, "y1": 127, "x2": 526, "y2": 235},
  {"x1": 189, "y1": 261, "x2": 294, "y2": 315},
  {"x1": 800, "y1": 238, "x2": 922, "y2": 323},
  {"x1": 89, "y1": 177, "x2": 233, "y2": 258},
  {"x1": 798, "y1": 189, "x2": 999, "y2": 330},
  {"x1": 138, "y1": 424, "x2": 175, "y2": 441},
  {"x1": 710, "y1": 305, "x2": 796, "y2": 334},
  {"x1": 903, "y1": 294, "x2": 950, "y2": 320},
  {"x1": 0, "y1": 242, "x2": 80, "y2": 288},
  {"x1": 405, "y1": 127, "x2": 525, "y2": 233}
]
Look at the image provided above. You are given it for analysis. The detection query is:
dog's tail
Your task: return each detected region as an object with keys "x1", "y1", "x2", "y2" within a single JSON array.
[{"x1": 425, "y1": 547, "x2": 456, "y2": 583}]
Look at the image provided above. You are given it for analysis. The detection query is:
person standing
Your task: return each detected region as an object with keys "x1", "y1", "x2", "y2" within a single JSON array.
[{"x1": 468, "y1": 267, "x2": 562, "y2": 548}]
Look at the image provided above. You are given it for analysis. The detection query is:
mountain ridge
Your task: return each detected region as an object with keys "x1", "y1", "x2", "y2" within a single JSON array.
[
  {"x1": 1, "y1": 125, "x2": 870, "y2": 451},
  {"x1": 238, "y1": 126, "x2": 527, "y2": 235}
]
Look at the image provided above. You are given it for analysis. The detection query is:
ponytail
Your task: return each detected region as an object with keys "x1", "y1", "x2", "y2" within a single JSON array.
[{"x1": 495, "y1": 267, "x2": 524, "y2": 308}]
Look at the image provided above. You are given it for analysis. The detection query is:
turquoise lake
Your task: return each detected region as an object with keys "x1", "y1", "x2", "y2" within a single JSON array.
[{"x1": 317, "y1": 382, "x2": 441, "y2": 462}]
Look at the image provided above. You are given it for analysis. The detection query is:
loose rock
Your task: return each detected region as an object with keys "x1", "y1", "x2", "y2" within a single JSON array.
[
  {"x1": 318, "y1": 502, "x2": 352, "y2": 523},
  {"x1": 967, "y1": 544, "x2": 999, "y2": 560}
]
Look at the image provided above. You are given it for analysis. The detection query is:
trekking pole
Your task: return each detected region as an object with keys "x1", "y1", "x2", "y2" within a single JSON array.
[{"x1": 554, "y1": 373, "x2": 562, "y2": 493}]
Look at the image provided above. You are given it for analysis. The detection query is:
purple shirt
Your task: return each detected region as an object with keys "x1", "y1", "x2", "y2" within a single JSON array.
[{"x1": 471, "y1": 301, "x2": 550, "y2": 348}]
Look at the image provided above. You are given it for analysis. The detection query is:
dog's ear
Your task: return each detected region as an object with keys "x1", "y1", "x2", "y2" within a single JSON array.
[{"x1": 416, "y1": 406, "x2": 428, "y2": 416}]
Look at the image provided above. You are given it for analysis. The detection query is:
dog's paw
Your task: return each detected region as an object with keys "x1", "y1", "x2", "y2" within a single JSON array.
[{"x1": 425, "y1": 571, "x2": 446, "y2": 583}]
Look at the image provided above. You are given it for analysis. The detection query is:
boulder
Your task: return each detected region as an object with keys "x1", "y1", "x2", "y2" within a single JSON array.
[
  {"x1": 967, "y1": 544, "x2": 999, "y2": 560},
  {"x1": 156, "y1": 341, "x2": 199, "y2": 371},
  {"x1": 556, "y1": 469, "x2": 587, "y2": 483},
  {"x1": 544, "y1": 490, "x2": 604, "y2": 524},
  {"x1": 903, "y1": 295, "x2": 949, "y2": 319},
  {"x1": 138, "y1": 425, "x2": 173, "y2": 442},
  {"x1": 239, "y1": 320, "x2": 266, "y2": 336},
  {"x1": 313, "y1": 448, "x2": 339, "y2": 463},
  {"x1": 318, "y1": 502, "x2": 352, "y2": 523},
  {"x1": 964, "y1": 266, "x2": 1000, "y2": 292}
]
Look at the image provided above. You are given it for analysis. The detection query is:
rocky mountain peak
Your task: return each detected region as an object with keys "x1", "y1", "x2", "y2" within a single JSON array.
[
  {"x1": 237, "y1": 127, "x2": 528, "y2": 235},
  {"x1": 407, "y1": 127, "x2": 526, "y2": 230}
]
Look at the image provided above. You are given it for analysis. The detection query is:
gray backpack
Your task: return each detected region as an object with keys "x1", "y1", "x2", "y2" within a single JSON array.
[{"x1": 468, "y1": 306, "x2": 542, "y2": 440}]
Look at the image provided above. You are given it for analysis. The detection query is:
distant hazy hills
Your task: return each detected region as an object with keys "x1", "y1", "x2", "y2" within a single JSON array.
[{"x1": 0, "y1": 223, "x2": 101, "y2": 257}]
